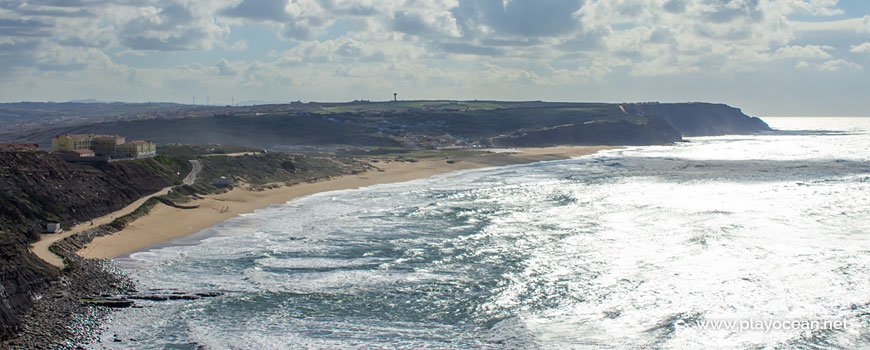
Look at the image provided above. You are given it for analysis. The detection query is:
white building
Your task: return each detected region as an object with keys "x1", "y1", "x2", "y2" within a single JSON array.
[
  {"x1": 46, "y1": 222, "x2": 62, "y2": 233},
  {"x1": 212, "y1": 176, "x2": 235, "y2": 187}
]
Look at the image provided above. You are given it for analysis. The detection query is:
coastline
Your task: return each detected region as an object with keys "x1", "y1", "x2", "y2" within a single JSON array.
[{"x1": 76, "y1": 146, "x2": 618, "y2": 260}]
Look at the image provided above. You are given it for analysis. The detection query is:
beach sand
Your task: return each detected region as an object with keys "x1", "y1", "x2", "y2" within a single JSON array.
[{"x1": 76, "y1": 146, "x2": 617, "y2": 260}]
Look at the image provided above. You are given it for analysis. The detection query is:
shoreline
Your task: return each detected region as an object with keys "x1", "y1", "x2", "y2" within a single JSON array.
[{"x1": 76, "y1": 146, "x2": 618, "y2": 260}]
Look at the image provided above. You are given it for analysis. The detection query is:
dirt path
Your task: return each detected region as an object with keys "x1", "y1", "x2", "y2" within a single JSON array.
[
  {"x1": 29, "y1": 187, "x2": 173, "y2": 268},
  {"x1": 30, "y1": 160, "x2": 198, "y2": 268}
]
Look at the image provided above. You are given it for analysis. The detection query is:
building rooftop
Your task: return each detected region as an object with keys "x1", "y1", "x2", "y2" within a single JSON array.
[{"x1": 63, "y1": 134, "x2": 122, "y2": 140}]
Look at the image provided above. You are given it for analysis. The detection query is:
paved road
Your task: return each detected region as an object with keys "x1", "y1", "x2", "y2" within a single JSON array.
[
  {"x1": 31, "y1": 159, "x2": 200, "y2": 268},
  {"x1": 184, "y1": 159, "x2": 201, "y2": 186}
]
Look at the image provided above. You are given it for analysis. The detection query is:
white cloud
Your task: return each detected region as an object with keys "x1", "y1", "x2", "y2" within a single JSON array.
[
  {"x1": 229, "y1": 39, "x2": 248, "y2": 51},
  {"x1": 818, "y1": 59, "x2": 863, "y2": 71},
  {"x1": 773, "y1": 45, "x2": 832, "y2": 59},
  {"x1": 771, "y1": 0, "x2": 843, "y2": 16},
  {"x1": 274, "y1": 37, "x2": 393, "y2": 65},
  {"x1": 791, "y1": 17, "x2": 865, "y2": 32},
  {"x1": 851, "y1": 42, "x2": 870, "y2": 53},
  {"x1": 216, "y1": 59, "x2": 240, "y2": 76},
  {"x1": 796, "y1": 59, "x2": 863, "y2": 71}
]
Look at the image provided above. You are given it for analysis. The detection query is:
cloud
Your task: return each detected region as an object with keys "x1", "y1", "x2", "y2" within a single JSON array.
[
  {"x1": 275, "y1": 37, "x2": 388, "y2": 65},
  {"x1": 791, "y1": 17, "x2": 865, "y2": 32},
  {"x1": 216, "y1": 58, "x2": 239, "y2": 76},
  {"x1": 851, "y1": 42, "x2": 870, "y2": 53},
  {"x1": 773, "y1": 45, "x2": 832, "y2": 59},
  {"x1": 229, "y1": 39, "x2": 248, "y2": 51},
  {"x1": 0, "y1": 18, "x2": 54, "y2": 37},
  {"x1": 433, "y1": 42, "x2": 503, "y2": 56},
  {"x1": 817, "y1": 59, "x2": 862, "y2": 71},
  {"x1": 451, "y1": 0, "x2": 582, "y2": 38},
  {"x1": 391, "y1": 10, "x2": 460, "y2": 38},
  {"x1": 773, "y1": 0, "x2": 843, "y2": 16},
  {"x1": 391, "y1": 11, "x2": 428, "y2": 35},
  {"x1": 663, "y1": 0, "x2": 687, "y2": 14},
  {"x1": 796, "y1": 58, "x2": 863, "y2": 71},
  {"x1": 219, "y1": 0, "x2": 336, "y2": 41},
  {"x1": 220, "y1": 0, "x2": 291, "y2": 22},
  {"x1": 700, "y1": 0, "x2": 764, "y2": 24},
  {"x1": 118, "y1": 4, "x2": 229, "y2": 51}
]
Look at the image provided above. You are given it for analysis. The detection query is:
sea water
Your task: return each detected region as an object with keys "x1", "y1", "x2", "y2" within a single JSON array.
[{"x1": 92, "y1": 117, "x2": 870, "y2": 349}]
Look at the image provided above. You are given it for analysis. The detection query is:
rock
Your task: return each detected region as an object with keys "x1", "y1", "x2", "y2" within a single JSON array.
[{"x1": 79, "y1": 298, "x2": 135, "y2": 308}]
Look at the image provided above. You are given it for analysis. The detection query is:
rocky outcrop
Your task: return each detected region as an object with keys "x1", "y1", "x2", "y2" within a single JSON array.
[
  {"x1": 0, "y1": 152, "x2": 189, "y2": 341},
  {"x1": 491, "y1": 116, "x2": 683, "y2": 147},
  {"x1": 623, "y1": 102, "x2": 771, "y2": 137},
  {"x1": 3, "y1": 225, "x2": 135, "y2": 349},
  {"x1": 0, "y1": 231, "x2": 57, "y2": 342}
]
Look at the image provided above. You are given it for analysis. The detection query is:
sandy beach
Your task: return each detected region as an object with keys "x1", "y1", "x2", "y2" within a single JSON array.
[{"x1": 76, "y1": 146, "x2": 617, "y2": 260}]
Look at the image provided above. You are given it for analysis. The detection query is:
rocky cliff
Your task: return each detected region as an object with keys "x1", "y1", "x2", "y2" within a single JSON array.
[
  {"x1": 0, "y1": 152, "x2": 189, "y2": 341},
  {"x1": 0, "y1": 230, "x2": 57, "y2": 343},
  {"x1": 624, "y1": 102, "x2": 771, "y2": 137}
]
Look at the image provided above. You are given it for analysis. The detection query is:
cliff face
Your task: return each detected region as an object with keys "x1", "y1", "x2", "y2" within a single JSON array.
[
  {"x1": 0, "y1": 152, "x2": 189, "y2": 340},
  {"x1": 624, "y1": 103, "x2": 771, "y2": 137},
  {"x1": 492, "y1": 116, "x2": 683, "y2": 147},
  {"x1": 0, "y1": 231, "x2": 57, "y2": 342}
]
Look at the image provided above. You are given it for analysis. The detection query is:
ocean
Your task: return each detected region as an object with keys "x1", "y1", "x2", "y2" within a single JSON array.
[{"x1": 92, "y1": 117, "x2": 870, "y2": 349}]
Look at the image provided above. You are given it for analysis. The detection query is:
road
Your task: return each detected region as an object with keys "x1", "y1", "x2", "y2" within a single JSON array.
[
  {"x1": 184, "y1": 159, "x2": 201, "y2": 185},
  {"x1": 30, "y1": 159, "x2": 200, "y2": 268}
]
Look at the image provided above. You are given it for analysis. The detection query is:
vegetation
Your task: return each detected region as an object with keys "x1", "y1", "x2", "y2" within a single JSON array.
[
  {"x1": 1, "y1": 101, "x2": 647, "y2": 149},
  {"x1": 108, "y1": 198, "x2": 159, "y2": 230},
  {"x1": 158, "y1": 144, "x2": 263, "y2": 157},
  {"x1": 191, "y1": 152, "x2": 370, "y2": 192},
  {"x1": 120, "y1": 155, "x2": 191, "y2": 184}
]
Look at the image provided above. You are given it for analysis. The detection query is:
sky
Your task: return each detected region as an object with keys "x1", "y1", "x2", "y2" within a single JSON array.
[{"x1": 1, "y1": 0, "x2": 869, "y2": 116}]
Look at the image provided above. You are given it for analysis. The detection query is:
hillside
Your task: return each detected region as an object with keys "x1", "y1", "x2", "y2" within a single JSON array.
[
  {"x1": 0, "y1": 101, "x2": 770, "y2": 149},
  {"x1": 0, "y1": 152, "x2": 190, "y2": 340},
  {"x1": 624, "y1": 102, "x2": 771, "y2": 136}
]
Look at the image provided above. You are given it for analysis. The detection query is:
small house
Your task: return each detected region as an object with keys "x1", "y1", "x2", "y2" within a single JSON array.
[
  {"x1": 212, "y1": 176, "x2": 235, "y2": 187},
  {"x1": 46, "y1": 222, "x2": 62, "y2": 233}
]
